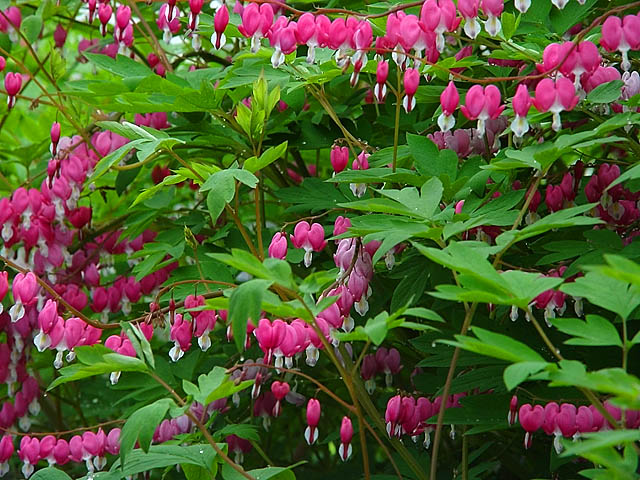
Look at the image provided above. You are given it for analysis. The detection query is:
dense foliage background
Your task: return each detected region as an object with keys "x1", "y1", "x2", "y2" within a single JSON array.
[{"x1": 1, "y1": 0, "x2": 640, "y2": 479}]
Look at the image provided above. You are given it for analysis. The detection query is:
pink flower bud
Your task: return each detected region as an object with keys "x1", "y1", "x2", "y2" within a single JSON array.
[
  {"x1": 53, "y1": 24, "x2": 67, "y2": 49},
  {"x1": 115, "y1": 5, "x2": 131, "y2": 30},
  {"x1": 438, "y1": 81, "x2": 459, "y2": 132},
  {"x1": 508, "y1": 395, "x2": 518, "y2": 425},
  {"x1": 333, "y1": 216, "x2": 351, "y2": 238},
  {"x1": 105, "y1": 428, "x2": 120, "y2": 455},
  {"x1": 12, "y1": 272, "x2": 38, "y2": 305},
  {"x1": 512, "y1": 84, "x2": 532, "y2": 118},
  {"x1": 339, "y1": 416, "x2": 353, "y2": 461},
  {"x1": 353, "y1": 151, "x2": 369, "y2": 170},
  {"x1": 331, "y1": 146, "x2": 349, "y2": 174},
  {"x1": 402, "y1": 68, "x2": 419, "y2": 113},
  {"x1": 98, "y1": 3, "x2": 112, "y2": 36},
  {"x1": 0, "y1": 436, "x2": 13, "y2": 463},
  {"x1": 576, "y1": 405, "x2": 593, "y2": 434},
  {"x1": 304, "y1": 398, "x2": 321, "y2": 444},
  {"x1": 385, "y1": 394, "x2": 403, "y2": 437},
  {"x1": 268, "y1": 232, "x2": 288, "y2": 259},
  {"x1": 4, "y1": 71, "x2": 22, "y2": 109},
  {"x1": 212, "y1": 5, "x2": 230, "y2": 49},
  {"x1": 0, "y1": 271, "x2": 7, "y2": 303}
]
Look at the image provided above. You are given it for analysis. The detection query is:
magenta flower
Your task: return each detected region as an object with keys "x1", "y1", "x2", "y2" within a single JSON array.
[
  {"x1": 4, "y1": 71, "x2": 22, "y2": 109},
  {"x1": 10, "y1": 272, "x2": 38, "y2": 322},
  {"x1": 304, "y1": 398, "x2": 321, "y2": 445},
  {"x1": 339, "y1": 416, "x2": 353, "y2": 461},
  {"x1": 403, "y1": 68, "x2": 419, "y2": 113},
  {"x1": 18, "y1": 436, "x2": 40, "y2": 478},
  {"x1": 188, "y1": 0, "x2": 204, "y2": 30},
  {"x1": 169, "y1": 314, "x2": 192, "y2": 362},
  {"x1": 0, "y1": 435, "x2": 13, "y2": 475},
  {"x1": 331, "y1": 146, "x2": 349, "y2": 174},
  {"x1": 481, "y1": 0, "x2": 503, "y2": 37},
  {"x1": 518, "y1": 404, "x2": 544, "y2": 449},
  {"x1": 290, "y1": 221, "x2": 327, "y2": 267},
  {"x1": 438, "y1": 81, "x2": 460, "y2": 132},
  {"x1": 374, "y1": 60, "x2": 389, "y2": 103},
  {"x1": 268, "y1": 232, "x2": 288, "y2": 260},
  {"x1": 532, "y1": 77, "x2": 579, "y2": 131},
  {"x1": 600, "y1": 15, "x2": 640, "y2": 71},
  {"x1": 98, "y1": 3, "x2": 112, "y2": 36},
  {"x1": 460, "y1": 85, "x2": 504, "y2": 135},
  {"x1": 238, "y1": 3, "x2": 274, "y2": 53},
  {"x1": 270, "y1": 381, "x2": 290, "y2": 417},
  {"x1": 511, "y1": 84, "x2": 532, "y2": 138},
  {"x1": 420, "y1": 0, "x2": 459, "y2": 52},
  {"x1": 212, "y1": 5, "x2": 229, "y2": 50},
  {"x1": 458, "y1": 0, "x2": 480, "y2": 39}
]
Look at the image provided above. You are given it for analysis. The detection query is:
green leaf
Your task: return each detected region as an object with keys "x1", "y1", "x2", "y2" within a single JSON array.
[
  {"x1": 183, "y1": 464, "x2": 212, "y2": 480},
  {"x1": 560, "y1": 271, "x2": 640, "y2": 321},
  {"x1": 122, "y1": 322, "x2": 156, "y2": 368},
  {"x1": 50, "y1": 46, "x2": 66, "y2": 81},
  {"x1": 496, "y1": 204, "x2": 602, "y2": 247},
  {"x1": 85, "y1": 53, "x2": 153, "y2": 78},
  {"x1": 215, "y1": 424, "x2": 261, "y2": 442},
  {"x1": 551, "y1": 315, "x2": 622, "y2": 347},
  {"x1": 222, "y1": 464, "x2": 296, "y2": 480},
  {"x1": 363, "y1": 312, "x2": 389, "y2": 346},
  {"x1": 561, "y1": 430, "x2": 640, "y2": 457},
  {"x1": 586, "y1": 80, "x2": 625, "y2": 104},
  {"x1": 119, "y1": 398, "x2": 173, "y2": 466},
  {"x1": 229, "y1": 279, "x2": 272, "y2": 352},
  {"x1": 32, "y1": 468, "x2": 73, "y2": 480},
  {"x1": 47, "y1": 351, "x2": 148, "y2": 391},
  {"x1": 447, "y1": 327, "x2": 546, "y2": 364},
  {"x1": 207, "y1": 189, "x2": 226, "y2": 224},
  {"x1": 110, "y1": 444, "x2": 220, "y2": 477},
  {"x1": 88, "y1": 140, "x2": 145, "y2": 185},
  {"x1": 547, "y1": 360, "x2": 640, "y2": 408},
  {"x1": 415, "y1": 241, "x2": 506, "y2": 291},
  {"x1": 245, "y1": 141, "x2": 288, "y2": 173},
  {"x1": 503, "y1": 362, "x2": 548, "y2": 390},
  {"x1": 22, "y1": 14, "x2": 42, "y2": 44},
  {"x1": 185, "y1": 366, "x2": 254, "y2": 405},
  {"x1": 407, "y1": 133, "x2": 457, "y2": 179}
]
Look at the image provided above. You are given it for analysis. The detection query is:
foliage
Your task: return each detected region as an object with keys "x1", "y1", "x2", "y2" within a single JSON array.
[{"x1": 1, "y1": 0, "x2": 640, "y2": 480}]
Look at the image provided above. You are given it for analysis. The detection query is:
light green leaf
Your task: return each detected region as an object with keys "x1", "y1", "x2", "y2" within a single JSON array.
[
  {"x1": 586, "y1": 80, "x2": 624, "y2": 104},
  {"x1": 32, "y1": 468, "x2": 73, "y2": 480},
  {"x1": 560, "y1": 271, "x2": 640, "y2": 321},
  {"x1": 120, "y1": 398, "x2": 174, "y2": 466},
  {"x1": 245, "y1": 141, "x2": 288, "y2": 173},
  {"x1": 229, "y1": 279, "x2": 272, "y2": 352},
  {"x1": 363, "y1": 312, "x2": 389, "y2": 346},
  {"x1": 22, "y1": 15, "x2": 42, "y2": 44},
  {"x1": 503, "y1": 362, "x2": 548, "y2": 390},
  {"x1": 446, "y1": 327, "x2": 546, "y2": 364},
  {"x1": 551, "y1": 315, "x2": 622, "y2": 347}
]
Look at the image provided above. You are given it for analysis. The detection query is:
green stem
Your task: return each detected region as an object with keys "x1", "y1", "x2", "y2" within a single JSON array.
[
  {"x1": 392, "y1": 67, "x2": 402, "y2": 173},
  {"x1": 148, "y1": 372, "x2": 255, "y2": 480}
]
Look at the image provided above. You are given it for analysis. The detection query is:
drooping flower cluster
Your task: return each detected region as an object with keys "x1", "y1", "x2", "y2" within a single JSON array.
[
  {"x1": 385, "y1": 392, "x2": 472, "y2": 448},
  {"x1": 518, "y1": 399, "x2": 640, "y2": 452}
]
